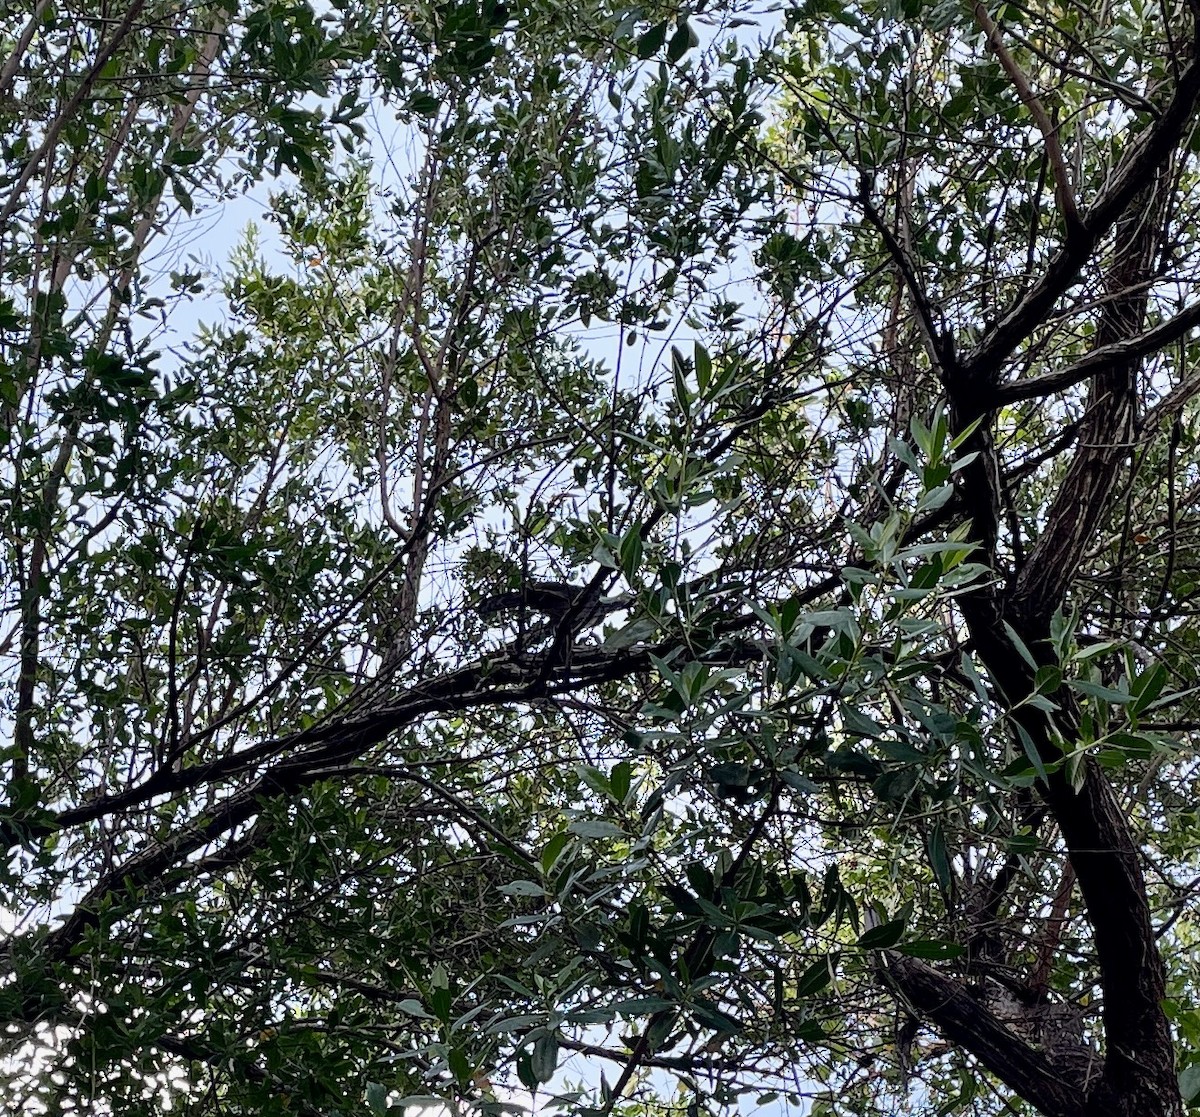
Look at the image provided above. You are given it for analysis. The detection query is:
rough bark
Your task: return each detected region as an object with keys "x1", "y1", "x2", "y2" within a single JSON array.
[{"x1": 895, "y1": 34, "x2": 1198, "y2": 1117}]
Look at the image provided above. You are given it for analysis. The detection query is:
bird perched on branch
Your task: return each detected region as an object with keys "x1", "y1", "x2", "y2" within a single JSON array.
[{"x1": 476, "y1": 580, "x2": 633, "y2": 633}]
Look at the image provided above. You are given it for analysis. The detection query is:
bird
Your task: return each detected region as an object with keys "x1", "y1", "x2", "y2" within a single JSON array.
[{"x1": 476, "y1": 580, "x2": 633, "y2": 633}]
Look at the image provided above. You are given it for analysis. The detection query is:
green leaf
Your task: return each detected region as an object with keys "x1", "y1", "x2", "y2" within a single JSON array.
[
  {"x1": 1106, "y1": 731, "x2": 1157, "y2": 758},
  {"x1": 579, "y1": 765, "x2": 610, "y2": 796},
  {"x1": 692, "y1": 998, "x2": 742, "y2": 1034},
  {"x1": 531, "y1": 1034, "x2": 559, "y2": 1083},
  {"x1": 694, "y1": 342, "x2": 712, "y2": 389},
  {"x1": 541, "y1": 831, "x2": 570, "y2": 875},
  {"x1": 1014, "y1": 722, "x2": 1049, "y2": 784},
  {"x1": 1001, "y1": 621, "x2": 1039, "y2": 670},
  {"x1": 637, "y1": 20, "x2": 668, "y2": 59},
  {"x1": 497, "y1": 880, "x2": 547, "y2": 897},
  {"x1": 856, "y1": 919, "x2": 905, "y2": 949},
  {"x1": 394, "y1": 999, "x2": 434, "y2": 1019},
  {"x1": 568, "y1": 819, "x2": 624, "y2": 839},
  {"x1": 407, "y1": 91, "x2": 440, "y2": 115},
  {"x1": 619, "y1": 524, "x2": 643, "y2": 579},
  {"x1": 1129, "y1": 662, "x2": 1168, "y2": 716},
  {"x1": 610, "y1": 760, "x2": 633, "y2": 802},
  {"x1": 1068, "y1": 679, "x2": 1132, "y2": 704},
  {"x1": 366, "y1": 1082, "x2": 389, "y2": 1116},
  {"x1": 926, "y1": 825, "x2": 952, "y2": 896},
  {"x1": 449, "y1": 1045, "x2": 472, "y2": 1085},
  {"x1": 1182, "y1": 1063, "x2": 1200, "y2": 1104},
  {"x1": 516, "y1": 1049, "x2": 539, "y2": 1091},
  {"x1": 1034, "y1": 664, "x2": 1062, "y2": 693},
  {"x1": 667, "y1": 20, "x2": 698, "y2": 63},
  {"x1": 794, "y1": 957, "x2": 835, "y2": 999}
]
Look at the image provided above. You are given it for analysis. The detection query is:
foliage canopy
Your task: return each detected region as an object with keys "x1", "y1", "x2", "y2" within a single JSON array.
[{"x1": 3, "y1": 1, "x2": 1200, "y2": 1116}]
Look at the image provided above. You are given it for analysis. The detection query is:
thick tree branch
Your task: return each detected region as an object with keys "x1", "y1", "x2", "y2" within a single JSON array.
[
  {"x1": 944, "y1": 139, "x2": 1183, "y2": 1117},
  {"x1": 878, "y1": 953, "x2": 1085, "y2": 1117},
  {"x1": 1010, "y1": 174, "x2": 1164, "y2": 626},
  {"x1": 1041, "y1": 761, "x2": 1177, "y2": 1113},
  {"x1": 964, "y1": 36, "x2": 1200, "y2": 380},
  {"x1": 989, "y1": 297, "x2": 1200, "y2": 405}
]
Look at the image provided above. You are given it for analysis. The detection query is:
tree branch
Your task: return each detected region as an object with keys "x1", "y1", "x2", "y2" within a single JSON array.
[
  {"x1": 1010, "y1": 173, "x2": 1164, "y2": 626},
  {"x1": 989, "y1": 297, "x2": 1200, "y2": 405},
  {"x1": 878, "y1": 953, "x2": 1085, "y2": 1117},
  {"x1": 974, "y1": 2, "x2": 1082, "y2": 238},
  {"x1": 963, "y1": 35, "x2": 1200, "y2": 380}
]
